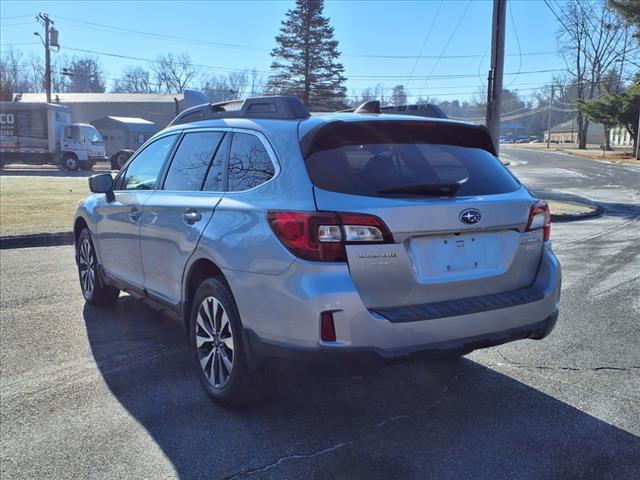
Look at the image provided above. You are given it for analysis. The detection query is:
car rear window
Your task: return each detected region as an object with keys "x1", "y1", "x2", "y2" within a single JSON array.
[{"x1": 302, "y1": 121, "x2": 520, "y2": 197}]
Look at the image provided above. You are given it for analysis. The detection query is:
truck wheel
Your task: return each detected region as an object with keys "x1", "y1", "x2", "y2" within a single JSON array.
[
  {"x1": 116, "y1": 152, "x2": 130, "y2": 169},
  {"x1": 62, "y1": 154, "x2": 80, "y2": 171}
]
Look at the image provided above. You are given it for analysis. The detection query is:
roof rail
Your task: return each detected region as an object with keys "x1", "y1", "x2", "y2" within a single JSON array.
[{"x1": 168, "y1": 95, "x2": 310, "y2": 126}]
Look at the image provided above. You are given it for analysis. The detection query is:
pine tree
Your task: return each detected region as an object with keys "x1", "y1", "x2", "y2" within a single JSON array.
[{"x1": 266, "y1": 0, "x2": 347, "y2": 111}]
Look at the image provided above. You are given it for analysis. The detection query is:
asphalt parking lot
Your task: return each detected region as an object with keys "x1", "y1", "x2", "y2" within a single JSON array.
[{"x1": 1, "y1": 148, "x2": 639, "y2": 479}]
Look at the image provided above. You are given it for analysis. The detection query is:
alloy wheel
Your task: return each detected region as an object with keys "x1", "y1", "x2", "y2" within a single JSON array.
[
  {"x1": 78, "y1": 238, "x2": 95, "y2": 297},
  {"x1": 196, "y1": 296, "x2": 235, "y2": 388}
]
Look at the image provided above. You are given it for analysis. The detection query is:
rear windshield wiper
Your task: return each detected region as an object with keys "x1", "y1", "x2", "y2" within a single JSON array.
[{"x1": 377, "y1": 181, "x2": 465, "y2": 197}]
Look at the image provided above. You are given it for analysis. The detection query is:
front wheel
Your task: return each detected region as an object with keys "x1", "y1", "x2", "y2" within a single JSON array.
[
  {"x1": 190, "y1": 277, "x2": 265, "y2": 408},
  {"x1": 77, "y1": 229, "x2": 119, "y2": 306},
  {"x1": 62, "y1": 154, "x2": 79, "y2": 171}
]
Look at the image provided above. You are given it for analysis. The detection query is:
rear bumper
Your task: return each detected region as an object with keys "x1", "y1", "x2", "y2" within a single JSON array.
[
  {"x1": 228, "y1": 243, "x2": 561, "y2": 362},
  {"x1": 243, "y1": 311, "x2": 558, "y2": 373}
]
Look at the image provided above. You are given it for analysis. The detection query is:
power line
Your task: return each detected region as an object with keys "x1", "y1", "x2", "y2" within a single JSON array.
[
  {"x1": 1, "y1": 21, "x2": 34, "y2": 27},
  {"x1": 405, "y1": 0, "x2": 444, "y2": 86},
  {"x1": 53, "y1": 15, "x2": 269, "y2": 53},
  {"x1": 506, "y1": 1, "x2": 522, "y2": 88},
  {"x1": 543, "y1": 0, "x2": 576, "y2": 41},
  {"x1": 0, "y1": 13, "x2": 36, "y2": 20},
  {"x1": 59, "y1": 46, "x2": 272, "y2": 75},
  {"x1": 57, "y1": 45, "x2": 567, "y2": 81},
  {"x1": 418, "y1": 0, "x2": 473, "y2": 91},
  {"x1": 47, "y1": 12, "x2": 557, "y2": 60},
  {"x1": 350, "y1": 69, "x2": 565, "y2": 80}
]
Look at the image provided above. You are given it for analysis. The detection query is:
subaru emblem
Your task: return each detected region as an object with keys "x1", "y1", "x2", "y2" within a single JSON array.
[{"x1": 459, "y1": 208, "x2": 481, "y2": 225}]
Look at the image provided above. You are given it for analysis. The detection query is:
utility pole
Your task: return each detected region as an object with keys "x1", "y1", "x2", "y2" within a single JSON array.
[
  {"x1": 546, "y1": 85, "x2": 554, "y2": 149},
  {"x1": 35, "y1": 13, "x2": 56, "y2": 103},
  {"x1": 485, "y1": 0, "x2": 507, "y2": 155}
]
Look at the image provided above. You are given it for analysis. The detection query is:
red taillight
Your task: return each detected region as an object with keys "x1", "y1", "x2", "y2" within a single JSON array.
[
  {"x1": 267, "y1": 210, "x2": 393, "y2": 262},
  {"x1": 320, "y1": 311, "x2": 336, "y2": 342},
  {"x1": 526, "y1": 200, "x2": 551, "y2": 241}
]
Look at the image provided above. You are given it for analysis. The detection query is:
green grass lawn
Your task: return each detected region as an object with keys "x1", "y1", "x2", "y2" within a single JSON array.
[{"x1": 0, "y1": 176, "x2": 90, "y2": 236}]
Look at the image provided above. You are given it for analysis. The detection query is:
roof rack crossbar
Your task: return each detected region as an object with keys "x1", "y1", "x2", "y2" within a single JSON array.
[{"x1": 169, "y1": 95, "x2": 310, "y2": 126}]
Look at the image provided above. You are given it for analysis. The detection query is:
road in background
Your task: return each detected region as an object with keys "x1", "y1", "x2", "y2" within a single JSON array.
[{"x1": 1, "y1": 149, "x2": 639, "y2": 479}]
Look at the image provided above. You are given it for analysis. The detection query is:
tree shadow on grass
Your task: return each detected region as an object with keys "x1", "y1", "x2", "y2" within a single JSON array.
[{"x1": 83, "y1": 297, "x2": 640, "y2": 480}]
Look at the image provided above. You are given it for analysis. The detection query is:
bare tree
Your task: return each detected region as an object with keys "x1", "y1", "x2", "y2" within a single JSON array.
[
  {"x1": 390, "y1": 85, "x2": 408, "y2": 106},
  {"x1": 112, "y1": 65, "x2": 155, "y2": 93},
  {"x1": 0, "y1": 47, "x2": 31, "y2": 95},
  {"x1": 153, "y1": 53, "x2": 196, "y2": 94},
  {"x1": 557, "y1": 1, "x2": 637, "y2": 148},
  {"x1": 355, "y1": 83, "x2": 387, "y2": 105},
  {"x1": 200, "y1": 69, "x2": 263, "y2": 102},
  {"x1": 248, "y1": 68, "x2": 264, "y2": 96},
  {"x1": 200, "y1": 74, "x2": 235, "y2": 102},
  {"x1": 227, "y1": 71, "x2": 249, "y2": 98}
]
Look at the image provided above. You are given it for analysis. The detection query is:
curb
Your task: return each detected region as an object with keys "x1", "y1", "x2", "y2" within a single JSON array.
[
  {"x1": 0, "y1": 191, "x2": 605, "y2": 250},
  {"x1": 0, "y1": 232, "x2": 74, "y2": 250},
  {"x1": 534, "y1": 190, "x2": 604, "y2": 223}
]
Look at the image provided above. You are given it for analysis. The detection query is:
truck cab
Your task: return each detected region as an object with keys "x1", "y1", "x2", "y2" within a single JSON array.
[{"x1": 60, "y1": 123, "x2": 107, "y2": 171}]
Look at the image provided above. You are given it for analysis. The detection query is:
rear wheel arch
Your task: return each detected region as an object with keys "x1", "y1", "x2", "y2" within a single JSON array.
[{"x1": 183, "y1": 258, "x2": 229, "y2": 332}]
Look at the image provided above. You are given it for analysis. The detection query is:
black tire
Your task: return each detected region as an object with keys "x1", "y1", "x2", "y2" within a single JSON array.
[
  {"x1": 110, "y1": 156, "x2": 119, "y2": 170},
  {"x1": 116, "y1": 152, "x2": 130, "y2": 169},
  {"x1": 62, "y1": 153, "x2": 79, "y2": 171},
  {"x1": 77, "y1": 228, "x2": 120, "y2": 306},
  {"x1": 190, "y1": 277, "x2": 265, "y2": 408}
]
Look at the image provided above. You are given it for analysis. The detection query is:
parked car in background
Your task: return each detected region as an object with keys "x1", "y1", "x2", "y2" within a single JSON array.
[
  {"x1": 0, "y1": 101, "x2": 106, "y2": 170},
  {"x1": 74, "y1": 96, "x2": 561, "y2": 407}
]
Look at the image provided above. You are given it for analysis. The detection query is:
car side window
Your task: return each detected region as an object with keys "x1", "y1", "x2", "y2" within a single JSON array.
[
  {"x1": 122, "y1": 134, "x2": 177, "y2": 191},
  {"x1": 164, "y1": 131, "x2": 224, "y2": 191},
  {"x1": 203, "y1": 132, "x2": 230, "y2": 192},
  {"x1": 227, "y1": 133, "x2": 275, "y2": 192}
]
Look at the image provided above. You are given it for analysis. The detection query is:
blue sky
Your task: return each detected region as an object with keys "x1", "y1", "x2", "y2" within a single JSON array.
[{"x1": 0, "y1": 0, "x2": 566, "y2": 101}]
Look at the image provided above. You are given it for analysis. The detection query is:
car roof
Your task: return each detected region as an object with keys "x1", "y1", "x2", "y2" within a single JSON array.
[{"x1": 162, "y1": 111, "x2": 480, "y2": 135}]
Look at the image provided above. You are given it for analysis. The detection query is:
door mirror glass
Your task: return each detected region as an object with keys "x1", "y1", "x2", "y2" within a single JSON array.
[{"x1": 89, "y1": 173, "x2": 113, "y2": 194}]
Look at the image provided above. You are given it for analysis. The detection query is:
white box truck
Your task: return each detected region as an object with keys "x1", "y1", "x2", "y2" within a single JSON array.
[{"x1": 0, "y1": 102, "x2": 107, "y2": 171}]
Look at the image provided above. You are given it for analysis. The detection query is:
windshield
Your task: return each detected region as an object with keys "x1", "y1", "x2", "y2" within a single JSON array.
[{"x1": 82, "y1": 126, "x2": 104, "y2": 145}]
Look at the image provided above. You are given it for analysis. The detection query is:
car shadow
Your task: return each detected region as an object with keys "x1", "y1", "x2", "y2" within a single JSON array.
[{"x1": 83, "y1": 297, "x2": 640, "y2": 480}]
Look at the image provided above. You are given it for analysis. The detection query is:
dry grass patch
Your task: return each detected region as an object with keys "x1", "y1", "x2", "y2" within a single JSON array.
[{"x1": 0, "y1": 176, "x2": 89, "y2": 236}]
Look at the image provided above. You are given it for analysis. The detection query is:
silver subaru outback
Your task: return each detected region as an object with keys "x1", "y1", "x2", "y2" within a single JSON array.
[{"x1": 74, "y1": 96, "x2": 561, "y2": 407}]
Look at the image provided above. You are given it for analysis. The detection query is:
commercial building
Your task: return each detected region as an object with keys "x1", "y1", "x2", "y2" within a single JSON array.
[
  {"x1": 544, "y1": 119, "x2": 604, "y2": 144},
  {"x1": 90, "y1": 116, "x2": 158, "y2": 157},
  {"x1": 10, "y1": 90, "x2": 207, "y2": 129}
]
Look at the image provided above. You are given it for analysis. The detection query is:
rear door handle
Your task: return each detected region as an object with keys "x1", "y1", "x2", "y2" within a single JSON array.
[
  {"x1": 183, "y1": 210, "x2": 202, "y2": 224},
  {"x1": 128, "y1": 208, "x2": 141, "y2": 223}
]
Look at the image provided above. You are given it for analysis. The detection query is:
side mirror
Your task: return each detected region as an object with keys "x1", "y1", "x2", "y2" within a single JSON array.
[{"x1": 89, "y1": 173, "x2": 115, "y2": 202}]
